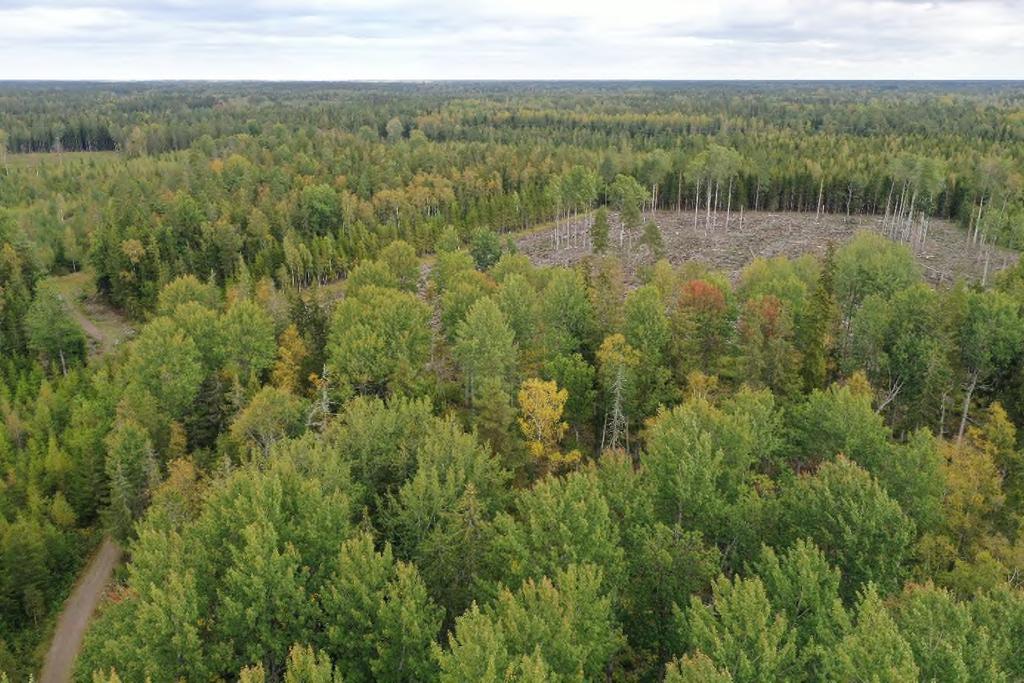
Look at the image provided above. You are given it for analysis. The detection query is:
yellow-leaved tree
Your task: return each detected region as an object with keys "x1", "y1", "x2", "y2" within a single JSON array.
[{"x1": 517, "y1": 378, "x2": 580, "y2": 476}]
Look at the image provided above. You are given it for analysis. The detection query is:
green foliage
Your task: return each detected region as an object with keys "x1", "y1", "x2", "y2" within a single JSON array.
[
  {"x1": 437, "y1": 564, "x2": 622, "y2": 682},
  {"x1": 24, "y1": 286, "x2": 86, "y2": 372},
  {"x1": 230, "y1": 385, "x2": 306, "y2": 457},
  {"x1": 681, "y1": 574, "x2": 797, "y2": 683},
  {"x1": 591, "y1": 206, "x2": 610, "y2": 253},
  {"x1": 453, "y1": 297, "x2": 517, "y2": 403},
  {"x1": 327, "y1": 285, "x2": 432, "y2": 397},
  {"x1": 833, "y1": 231, "x2": 920, "y2": 317},
  {"x1": 121, "y1": 316, "x2": 204, "y2": 419},
  {"x1": 7, "y1": 83, "x2": 1024, "y2": 683},
  {"x1": 829, "y1": 585, "x2": 919, "y2": 682},
  {"x1": 776, "y1": 457, "x2": 915, "y2": 600},
  {"x1": 470, "y1": 227, "x2": 503, "y2": 271}
]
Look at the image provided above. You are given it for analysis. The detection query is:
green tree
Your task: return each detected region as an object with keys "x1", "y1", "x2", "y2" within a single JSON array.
[
  {"x1": 777, "y1": 456, "x2": 915, "y2": 600},
  {"x1": 591, "y1": 206, "x2": 610, "y2": 253},
  {"x1": 230, "y1": 386, "x2": 306, "y2": 457},
  {"x1": 23, "y1": 286, "x2": 86, "y2": 374},
  {"x1": 470, "y1": 227, "x2": 503, "y2": 271},
  {"x1": 122, "y1": 316, "x2": 204, "y2": 419},
  {"x1": 829, "y1": 585, "x2": 918, "y2": 682},
  {"x1": 453, "y1": 297, "x2": 517, "y2": 404},
  {"x1": 380, "y1": 240, "x2": 421, "y2": 293},
  {"x1": 682, "y1": 574, "x2": 797, "y2": 683},
  {"x1": 490, "y1": 469, "x2": 624, "y2": 593},
  {"x1": 327, "y1": 286, "x2": 432, "y2": 397},
  {"x1": 956, "y1": 289, "x2": 1024, "y2": 441},
  {"x1": 437, "y1": 564, "x2": 622, "y2": 682},
  {"x1": 103, "y1": 418, "x2": 157, "y2": 540},
  {"x1": 220, "y1": 298, "x2": 278, "y2": 381},
  {"x1": 751, "y1": 541, "x2": 850, "y2": 678}
]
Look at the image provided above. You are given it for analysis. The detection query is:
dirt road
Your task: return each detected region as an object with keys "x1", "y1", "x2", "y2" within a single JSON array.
[{"x1": 39, "y1": 537, "x2": 123, "y2": 683}]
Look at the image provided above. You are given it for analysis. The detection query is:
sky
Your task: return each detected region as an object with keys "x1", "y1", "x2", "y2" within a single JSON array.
[{"x1": 1, "y1": 0, "x2": 1023, "y2": 80}]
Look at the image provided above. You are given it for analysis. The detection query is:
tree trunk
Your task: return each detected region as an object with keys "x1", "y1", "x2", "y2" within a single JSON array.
[
  {"x1": 958, "y1": 369, "x2": 979, "y2": 442},
  {"x1": 693, "y1": 178, "x2": 701, "y2": 233},
  {"x1": 725, "y1": 177, "x2": 733, "y2": 232}
]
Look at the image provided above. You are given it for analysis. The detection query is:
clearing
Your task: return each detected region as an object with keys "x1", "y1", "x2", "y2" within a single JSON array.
[
  {"x1": 43, "y1": 270, "x2": 135, "y2": 356},
  {"x1": 516, "y1": 210, "x2": 1018, "y2": 286}
]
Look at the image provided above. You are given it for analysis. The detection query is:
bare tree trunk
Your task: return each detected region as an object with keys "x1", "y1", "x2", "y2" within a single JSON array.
[
  {"x1": 693, "y1": 178, "x2": 701, "y2": 233},
  {"x1": 725, "y1": 177, "x2": 733, "y2": 232},
  {"x1": 816, "y1": 177, "x2": 824, "y2": 222},
  {"x1": 974, "y1": 194, "x2": 986, "y2": 245},
  {"x1": 958, "y1": 369, "x2": 979, "y2": 442},
  {"x1": 705, "y1": 178, "x2": 712, "y2": 236},
  {"x1": 712, "y1": 180, "x2": 720, "y2": 232}
]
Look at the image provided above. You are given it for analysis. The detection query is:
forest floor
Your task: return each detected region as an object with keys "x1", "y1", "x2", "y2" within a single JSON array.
[
  {"x1": 43, "y1": 270, "x2": 135, "y2": 356},
  {"x1": 38, "y1": 537, "x2": 123, "y2": 683},
  {"x1": 516, "y1": 210, "x2": 1019, "y2": 286}
]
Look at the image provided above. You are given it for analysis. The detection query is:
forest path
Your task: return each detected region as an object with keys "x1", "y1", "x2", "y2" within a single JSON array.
[
  {"x1": 43, "y1": 270, "x2": 134, "y2": 356},
  {"x1": 39, "y1": 537, "x2": 123, "y2": 683}
]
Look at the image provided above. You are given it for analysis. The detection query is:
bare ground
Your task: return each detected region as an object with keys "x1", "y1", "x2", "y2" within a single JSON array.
[
  {"x1": 38, "y1": 537, "x2": 122, "y2": 683},
  {"x1": 516, "y1": 210, "x2": 1018, "y2": 286}
]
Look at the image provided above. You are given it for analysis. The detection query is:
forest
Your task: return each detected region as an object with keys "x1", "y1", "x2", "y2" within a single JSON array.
[{"x1": 1, "y1": 81, "x2": 1024, "y2": 681}]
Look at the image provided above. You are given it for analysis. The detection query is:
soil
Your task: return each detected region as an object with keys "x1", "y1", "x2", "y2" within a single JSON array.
[{"x1": 516, "y1": 210, "x2": 1018, "y2": 286}]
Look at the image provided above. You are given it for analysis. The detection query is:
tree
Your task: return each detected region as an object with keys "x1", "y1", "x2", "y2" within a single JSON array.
[
  {"x1": 272, "y1": 323, "x2": 310, "y2": 393},
  {"x1": 156, "y1": 274, "x2": 221, "y2": 316},
  {"x1": 541, "y1": 352, "x2": 596, "y2": 438},
  {"x1": 470, "y1": 227, "x2": 503, "y2": 271},
  {"x1": 591, "y1": 206, "x2": 610, "y2": 253},
  {"x1": 103, "y1": 419, "x2": 157, "y2": 540},
  {"x1": 828, "y1": 585, "x2": 918, "y2": 682},
  {"x1": 516, "y1": 378, "x2": 579, "y2": 475},
  {"x1": 833, "y1": 231, "x2": 919, "y2": 322},
  {"x1": 752, "y1": 541, "x2": 850, "y2": 679},
  {"x1": 380, "y1": 240, "x2": 421, "y2": 293},
  {"x1": 122, "y1": 316, "x2": 204, "y2": 419},
  {"x1": 372, "y1": 562, "x2": 443, "y2": 682},
  {"x1": 490, "y1": 470, "x2": 625, "y2": 593},
  {"x1": 230, "y1": 386, "x2": 306, "y2": 457},
  {"x1": 682, "y1": 574, "x2": 797, "y2": 683},
  {"x1": 381, "y1": 418, "x2": 509, "y2": 615},
  {"x1": 609, "y1": 174, "x2": 646, "y2": 247},
  {"x1": 956, "y1": 289, "x2": 1024, "y2": 441},
  {"x1": 322, "y1": 533, "x2": 441, "y2": 682},
  {"x1": 327, "y1": 285, "x2": 432, "y2": 397},
  {"x1": 454, "y1": 297, "x2": 517, "y2": 404},
  {"x1": 437, "y1": 564, "x2": 622, "y2": 682},
  {"x1": 623, "y1": 285, "x2": 675, "y2": 418},
  {"x1": 220, "y1": 298, "x2": 279, "y2": 382},
  {"x1": 24, "y1": 286, "x2": 87, "y2": 374},
  {"x1": 891, "y1": 582, "x2": 1001, "y2": 681},
  {"x1": 777, "y1": 456, "x2": 915, "y2": 600},
  {"x1": 672, "y1": 278, "x2": 733, "y2": 379},
  {"x1": 641, "y1": 220, "x2": 665, "y2": 258},
  {"x1": 734, "y1": 295, "x2": 802, "y2": 398},
  {"x1": 596, "y1": 334, "x2": 639, "y2": 452}
]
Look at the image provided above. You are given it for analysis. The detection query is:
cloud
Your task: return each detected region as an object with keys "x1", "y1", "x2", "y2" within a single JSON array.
[{"x1": 0, "y1": 0, "x2": 1021, "y2": 79}]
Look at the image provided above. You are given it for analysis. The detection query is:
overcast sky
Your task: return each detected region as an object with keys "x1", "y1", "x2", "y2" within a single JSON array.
[{"x1": 1, "y1": 0, "x2": 1022, "y2": 80}]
